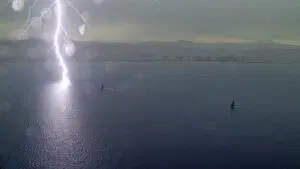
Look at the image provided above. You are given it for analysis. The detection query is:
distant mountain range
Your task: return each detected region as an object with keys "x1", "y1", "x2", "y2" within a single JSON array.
[{"x1": 1, "y1": 38, "x2": 300, "y2": 63}]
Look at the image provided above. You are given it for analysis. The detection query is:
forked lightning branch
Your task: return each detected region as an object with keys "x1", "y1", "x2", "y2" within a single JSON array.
[
  {"x1": 6, "y1": 0, "x2": 92, "y2": 85},
  {"x1": 2, "y1": 0, "x2": 158, "y2": 84}
]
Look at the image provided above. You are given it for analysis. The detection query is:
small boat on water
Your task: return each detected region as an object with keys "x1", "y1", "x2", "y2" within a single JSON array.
[{"x1": 230, "y1": 100, "x2": 235, "y2": 110}]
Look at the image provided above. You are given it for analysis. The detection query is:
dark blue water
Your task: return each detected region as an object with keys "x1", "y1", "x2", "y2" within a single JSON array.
[{"x1": 1, "y1": 62, "x2": 300, "y2": 169}]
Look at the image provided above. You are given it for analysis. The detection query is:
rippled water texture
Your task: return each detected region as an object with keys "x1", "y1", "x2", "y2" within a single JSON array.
[{"x1": 1, "y1": 62, "x2": 300, "y2": 169}]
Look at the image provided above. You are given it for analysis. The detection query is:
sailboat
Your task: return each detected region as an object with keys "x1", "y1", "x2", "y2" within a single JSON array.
[{"x1": 230, "y1": 100, "x2": 235, "y2": 110}]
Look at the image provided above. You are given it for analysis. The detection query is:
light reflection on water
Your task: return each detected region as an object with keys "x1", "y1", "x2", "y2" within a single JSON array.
[
  {"x1": 34, "y1": 80, "x2": 87, "y2": 168},
  {"x1": 3, "y1": 62, "x2": 300, "y2": 168}
]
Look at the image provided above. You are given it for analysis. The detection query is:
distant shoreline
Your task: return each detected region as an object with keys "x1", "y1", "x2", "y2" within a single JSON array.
[{"x1": 1, "y1": 38, "x2": 300, "y2": 65}]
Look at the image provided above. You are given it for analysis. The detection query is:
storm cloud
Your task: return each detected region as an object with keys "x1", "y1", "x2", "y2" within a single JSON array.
[{"x1": 0, "y1": 0, "x2": 299, "y2": 43}]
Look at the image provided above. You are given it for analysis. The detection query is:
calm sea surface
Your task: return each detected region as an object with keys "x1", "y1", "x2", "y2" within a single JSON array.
[{"x1": 0, "y1": 62, "x2": 300, "y2": 169}]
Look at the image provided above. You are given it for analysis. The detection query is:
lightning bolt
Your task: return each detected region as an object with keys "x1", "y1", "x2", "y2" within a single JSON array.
[
  {"x1": 26, "y1": 0, "x2": 39, "y2": 25},
  {"x1": 66, "y1": 0, "x2": 86, "y2": 23},
  {"x1": 0, "y1": 0, "x2": 121, "y2": 87},
  {"x1": 54, "y1": 0, "x2": 70, "y2": 86},
  {"x1": 23, "y1": 2, "x2": 56, "y2": 32}
]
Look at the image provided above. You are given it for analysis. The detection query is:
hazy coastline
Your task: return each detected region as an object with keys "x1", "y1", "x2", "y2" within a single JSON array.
[{"x1": 1, "y1": 38, "x2": 300, "y2": 64}]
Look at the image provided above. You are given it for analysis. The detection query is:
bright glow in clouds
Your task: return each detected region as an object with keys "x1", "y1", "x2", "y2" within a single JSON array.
[
  {"x1": 78, "y1": 24, "x2": 86, "y2": 35},
  {"x1": 12, "y1": 0, "x2": 24, "y2": 12},
  {"x1": 54, "y1": 0, "x2": 70, "y2": 86},
  {"x1": 63, "y1": 41, "x2": 76, "y2": 57}
]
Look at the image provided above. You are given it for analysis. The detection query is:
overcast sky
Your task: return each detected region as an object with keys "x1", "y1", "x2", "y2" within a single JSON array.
[{"x1": 0, "y1": 0, "x2": 299, "y2": 43}]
